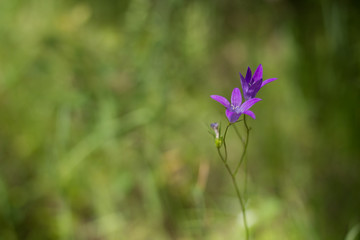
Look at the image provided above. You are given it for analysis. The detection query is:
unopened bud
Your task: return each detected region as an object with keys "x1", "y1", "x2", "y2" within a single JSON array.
[
  {"x1": 211, "y1": 123, "x2": 222, "y2": 148},
  {"x1": 210, "y1": 123, "x2": 220, "y2": 139}
]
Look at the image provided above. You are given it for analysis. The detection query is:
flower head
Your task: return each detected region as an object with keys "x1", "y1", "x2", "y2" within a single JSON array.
[
  {"x1": 211, "y1": 88, "x2": 261, "y2": 123},
  {"x1": 239, "y1": 64, "x2": 277, "y2": 100}
]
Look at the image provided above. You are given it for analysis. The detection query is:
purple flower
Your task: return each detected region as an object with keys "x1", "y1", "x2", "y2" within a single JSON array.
[
  {"x1": 211, "y1": 88, "x2": 261, "y2": 123},
  {"x1": 239, "y1": 64, "x2": 277, "y2": 100}
]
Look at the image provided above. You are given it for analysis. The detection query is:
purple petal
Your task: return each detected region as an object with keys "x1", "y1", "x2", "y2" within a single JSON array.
[
  {"x1": 239, "y1": 73, "x2": 248, "y2": 92},
  {"x1": 210, "y1": 95, "x2": 230, "y2": 108},
  {"x1": 244, "y1": 110, "x2": 256, "y2": 119},
  {"x1": 240, "y1": 98, "x2": 262, "y2": 112},
  {"x1": 226, "y1": 109, "x2": 241, "y2": 123},
  {"x1": 245, "y1": 67, "x2": 252, "y2": 84},
  {"x1": 261, "y1": 78, "x2": 277, "y2": 88},
  {"x1": 246, "y1": 80, "x2": 262, "y2": 99},
  {"x1": 253, "y1": 64, "x2": 263, "y2": 82},
  {"x1": 243, "y1": 92, "x2": 251, "y2": 101},
  {"x1": 210, "y1": 122, "x2": 219, "y2": 130},
  {"x1": 231, "y1": 88, "x2": 242, "y2": 107}
]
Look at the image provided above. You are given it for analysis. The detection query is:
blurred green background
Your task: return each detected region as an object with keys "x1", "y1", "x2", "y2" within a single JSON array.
[{"x1": 0, "y1": 0, "x2": 359, "y2": 239}]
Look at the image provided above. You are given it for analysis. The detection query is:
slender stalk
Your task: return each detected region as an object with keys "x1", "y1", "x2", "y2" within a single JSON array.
[
  {"x1": 216, "y1": 148, "x2": 249, "y2": 240},
  {"x1": 230, "y1": 172, "x2": 249, "y2": 240},
  {"x1": 234, "y1": 115, "x2": 250, "y2": 175},
  {"x1": 222, "y1": 123, "x2": 231, "y2": 162},
  {"x1": 233, "y1": 121, "x2": 249, "y2": 199},
  {"x1": 216, "y1": 123, "x2": 250, "y2": 240},
  {"x1": 233, "y1": 124, "x2": 245, "y2": 145},
  {"x1": 244, "y1": 150, "x2": 248, "y2": 201},
  {"x1": 243, "y1": 116, "x2": 250, "y2": 199}
]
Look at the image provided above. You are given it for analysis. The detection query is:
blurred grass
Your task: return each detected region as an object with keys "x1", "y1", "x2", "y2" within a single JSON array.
[{"x1": 0, "y1": 0, "x2": 359, "y2": 239}]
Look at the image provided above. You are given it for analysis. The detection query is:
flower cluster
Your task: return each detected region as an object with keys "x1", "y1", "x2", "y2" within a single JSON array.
[{"x1": 211, "y1": 64, "x2": 276, "y2": 123}]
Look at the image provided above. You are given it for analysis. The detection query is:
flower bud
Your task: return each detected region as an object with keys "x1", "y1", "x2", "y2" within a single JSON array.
[
  {"x1": 210, "y1": 123, "x2": 220, "y2": 139},
  {"x1": 210, "y1": 123, "x2": 222, "y2": 148}
]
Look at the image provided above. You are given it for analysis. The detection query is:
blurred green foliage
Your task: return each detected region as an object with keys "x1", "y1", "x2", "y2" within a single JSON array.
[{"x1": 0, "y1": 0, "x2": 359, "y2": 239}]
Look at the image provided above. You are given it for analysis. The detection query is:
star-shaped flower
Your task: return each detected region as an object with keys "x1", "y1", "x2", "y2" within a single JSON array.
[
  {"x1": 240, "y1": 64, "x2": 277, "y2": 100},
  {"x1": 211, "y1": 88, "x2": 261, "y2": 123}
]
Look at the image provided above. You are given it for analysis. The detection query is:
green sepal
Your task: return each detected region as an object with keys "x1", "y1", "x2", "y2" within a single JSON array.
[{"x1": 215, "y1": 137, "x2": 223, "y2": 148}]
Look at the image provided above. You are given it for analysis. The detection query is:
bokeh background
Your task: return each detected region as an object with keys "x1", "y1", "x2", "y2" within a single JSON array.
[{"x1": 0, "y1": 0, "x2": 359, "y2": 239}]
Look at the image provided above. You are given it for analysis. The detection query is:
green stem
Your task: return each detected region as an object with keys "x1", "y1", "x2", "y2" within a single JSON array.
[
  {"x1": 216, "y1": 148, "x2": 249, "y2": 240},
  {"x1": 234, "y1": 115, "x2": 250, "y2": 175},
  {"x1": 222, "y1": 123, "x2": 231, "y2": 162},
  {"x1": 216, "y1": 121, "x2": 250, "y2": 240},
  {"x1": 231, "y1": 172, "x2": 249, "y2": 240},
  {"x1": 243, "y1": 116, "x2": 250, "y2": 199},
  {"x1": 233, "y1": 124, "x2": 245, "y2": 145},
  {"x1": 244, "y1": 150, "x2": 248, "y2": 201},
  {"x1": 233, "y1": 121, "x2": 248, "y2": 199}
]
